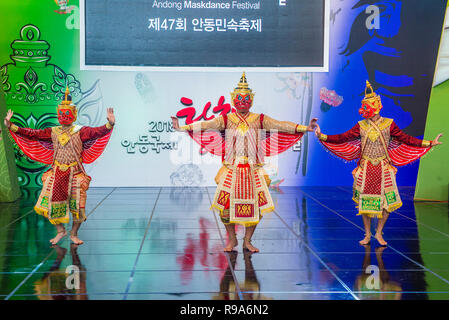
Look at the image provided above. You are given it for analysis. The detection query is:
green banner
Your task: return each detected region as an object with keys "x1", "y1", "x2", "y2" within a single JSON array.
[
  {"x1": 0, "y1": 1, "x2": 81, "y2": 189},
  {"x1": 0, "y1": 85, "x2": 20, "y2": 202},
  {"x1": 415, "y1": 79, "x2": 449, "y2": 201}
]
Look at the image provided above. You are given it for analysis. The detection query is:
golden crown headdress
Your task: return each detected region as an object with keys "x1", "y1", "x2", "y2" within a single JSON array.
[
  {"x1": 230, "y1": 72, "x2": 255, "y2": 103},
  {"x1": 57, "y1": 87, "x2": 77, "y2": 119},
  {"x1": 362, "y1": 80, "x2": 383, "y2": 114}
]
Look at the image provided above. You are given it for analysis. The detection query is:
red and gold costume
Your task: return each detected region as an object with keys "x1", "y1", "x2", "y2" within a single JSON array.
[
  {"x1": 318, "y1": 81, "x2": 432, "y2": 217},
  {"x1": 9, "y1": 88, "x2": 113, "y2": 224},
  {"x1": 180, "y1": 73, "x2": 308, "y2": 226}
]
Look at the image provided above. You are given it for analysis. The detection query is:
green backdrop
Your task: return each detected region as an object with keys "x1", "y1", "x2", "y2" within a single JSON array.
[
  {"x1": 0, "y1": 1, "x2": 81, "y2": 191},
  {"x1": 415, "y1": 79, "x2": 449, "y2": 201},
  {"x1": 0, "y1": 85, "x2": 20, "y2": 202}
]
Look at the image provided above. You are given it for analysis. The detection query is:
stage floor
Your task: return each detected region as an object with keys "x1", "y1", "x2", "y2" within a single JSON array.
[{"x1": 1, "y1": 186, "x2": 448, "y2": 300}]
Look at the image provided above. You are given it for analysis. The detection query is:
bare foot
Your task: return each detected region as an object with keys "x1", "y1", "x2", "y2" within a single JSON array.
[
  {"x1": 243, "y1": 238, "x2": 259, "y2": 253},
  {"x1": 359, "y1": 233, "x2": 371, "y2": 246},
  {"x1": 50, "y1": 230, "x2": 67, "y2": 245},
  {"x1": 70, "y1": 234, "x2": 84, "y2": 245},
  {"x1": 374, "y1": 233, "x2": 387, "y2": 246},
  {"x1": 224, "y1": 237, "x2": 238, "y2": 252}
]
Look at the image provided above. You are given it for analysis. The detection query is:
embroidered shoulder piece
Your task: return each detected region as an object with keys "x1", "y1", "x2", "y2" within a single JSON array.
[
  {"x1": 358, "y1": 119, "x2": 370, "y2": 131},
  {"x1": 358, "y1": 118, "x2": 393, "y2": 132},
  {"x1": 377, "y1": 118, "x2": 393, "y2": 131},
  {"x1": 52, "y1": 125, "x2": 83, "y2": 146},
  {"x1": 227, "y1": 112, "x2": 260, "y2": 125},
  {"x1": 227, "y1": 113, "x2": 240, "y2": 125},
  {"x1": 52, "y1": 125, "x2": 83, "y2": 135},
  {"x1": 245, "y1": 113, "x2": 260, "y2": 125}
]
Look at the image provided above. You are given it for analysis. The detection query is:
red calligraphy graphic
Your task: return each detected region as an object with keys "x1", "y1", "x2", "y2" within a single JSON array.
[
  {"x1": 176, "y1": 96, "x2": 235, "y2": 155},
  {"x1": 176, "y1": 96, "x2": 235, "y2": 125}
]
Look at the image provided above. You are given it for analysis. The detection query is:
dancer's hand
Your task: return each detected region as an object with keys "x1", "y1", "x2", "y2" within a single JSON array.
[
  {"x1": 432, "y1": 133, "x2": 443, "y2": 146},
  {"x1": 4, "y1": 109, "x2": 13, "y2": 128},
  {"x1": 306, "y1": 118, "x2": 318, "y2": 132},
  {"x1": 171, "y1": 116, "x2": 181, "y2": 131},
  {"x1": 315, "y1": 124, "x2": 322, "y2": 139},
  {"x1": 106, "y1": 108, "x2": 115, "y2": 126}
]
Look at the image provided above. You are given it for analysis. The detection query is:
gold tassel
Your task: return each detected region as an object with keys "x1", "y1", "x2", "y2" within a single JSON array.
[
  {"x1": 260, "y1": 206, "x2": 275, "y2": 214},
  {"x1": 49, "y1": 217, "x2": 70, "y2": 225},
  {"x1": 34, "y1": 206, "x2": 49, "y2": 218},
  {"x1": 387, "y1": 202, "x2": 402, "y2": 213}
]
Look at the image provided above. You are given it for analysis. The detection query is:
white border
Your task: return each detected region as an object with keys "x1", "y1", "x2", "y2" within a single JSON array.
[
  {"x1": 432, "y1": 7, "x2": 449, "y2": 87},
  {"x1": 80, "y1": 0, "x2": 330, "y2": 73}
]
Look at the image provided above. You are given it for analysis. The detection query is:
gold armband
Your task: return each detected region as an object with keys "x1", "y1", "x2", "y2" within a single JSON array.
[
  {"x1": 422, "y1": 140, "x2": 431, "y2": 147},
  {"x1": 179, "y1": 124, "x2": 191, "y2": 131},
  {"x1": 296, "y1": 125, "x2": 308, "y2": 133},
  {"x1": 106, "y1": 122, "x2": 114, "y2": 130},
  {"x1": 10, "y1": 124, "x2": 18, "y2": 133},
  {"x1": 319, "y1": 134, "x2": 328, "y2": 141}
]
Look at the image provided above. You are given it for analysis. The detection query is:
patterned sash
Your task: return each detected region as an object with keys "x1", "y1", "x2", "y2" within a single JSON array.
[{"x1": 212, "y1": 163, "x2": 274, "y2": 226}]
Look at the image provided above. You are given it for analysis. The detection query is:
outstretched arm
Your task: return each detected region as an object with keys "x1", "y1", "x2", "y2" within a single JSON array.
[
  {"x1": 171, "y1": 115, "x2": 225, "y2": 132},
  {"x1": 80, "y1": 107, "x2": 115, "y2": 142},
  {"x1": 262, "y1": 115, "x2": 317, "y2": 134},
  {"x1": 390, "y1": 121, "x2": 442, "y2": 147},
  {"x1": 316, "y1": 123, "x2": 361, "y2": 143},
  {"x1": 4, "y1": 109, "x2": 52, "y2": 141}
]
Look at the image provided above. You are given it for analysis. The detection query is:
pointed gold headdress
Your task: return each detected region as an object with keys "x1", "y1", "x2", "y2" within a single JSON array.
[
  {"x1": 57, "y1": 87, "x2": 77, "y2": 120},
  {"x1": 230, "y1": 72, "x2": 255, "y2": 102},
  {"x1": 362, "y1": 80, "x2": 383, "y2": 114}
]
